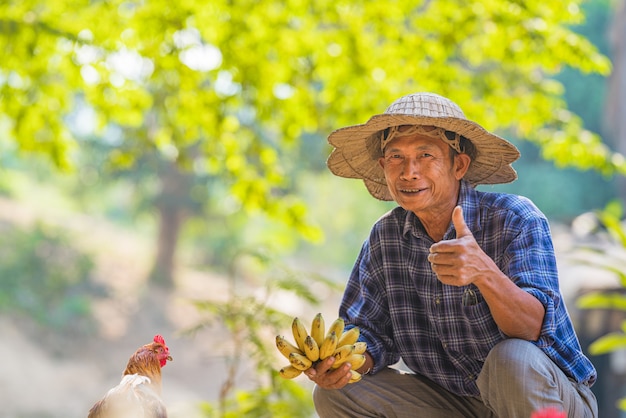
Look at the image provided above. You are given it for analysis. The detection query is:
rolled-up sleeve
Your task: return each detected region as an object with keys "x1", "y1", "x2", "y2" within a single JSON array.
[
  {"x1": 503, "y1": 212, "x2": 561, "y2": 347},
  {"x1": 340, "y1": 232, "x2": 400, "y2": 373}
]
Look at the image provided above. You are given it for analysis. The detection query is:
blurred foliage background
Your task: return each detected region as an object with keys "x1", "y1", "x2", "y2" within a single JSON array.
[{"x1": 2, "y1": 0, "x2": 626, "y2": 417}]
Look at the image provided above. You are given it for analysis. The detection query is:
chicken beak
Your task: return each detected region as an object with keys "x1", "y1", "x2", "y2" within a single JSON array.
[{"x1": 167, "y1": 355, "x2": 173, "y2": 361}]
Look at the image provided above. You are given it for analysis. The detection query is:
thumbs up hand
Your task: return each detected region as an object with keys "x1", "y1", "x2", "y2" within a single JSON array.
[
  {"x1": 428, "y1": 206, "x2": 493, "y2": 287},
  {"x1": 451, "y1": 205, "x2": 472, "y2": 240}
]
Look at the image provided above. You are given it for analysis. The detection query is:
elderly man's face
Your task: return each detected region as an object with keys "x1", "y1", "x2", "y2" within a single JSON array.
[{"x1": 378, "y1": 131, "x2": 470, "y2": 217}]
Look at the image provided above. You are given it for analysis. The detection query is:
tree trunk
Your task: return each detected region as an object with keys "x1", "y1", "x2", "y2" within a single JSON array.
[
  {"x1": 149, "y1": 161, "x2": 191, "y2": 288},
  {"x1": 606, "y1": 0, "x2": 626, "y2": 202}
]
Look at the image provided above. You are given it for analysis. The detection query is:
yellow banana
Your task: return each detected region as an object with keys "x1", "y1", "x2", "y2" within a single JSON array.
[
  {"x1": 303, "y1": 335, "x2": 320, "y2": 362},
  {"x1": 337, "y1": 327, "x2": 360, "y2": 347},
  {"x1": 331, "y1": 344, "x2": 355, "y2": 369},
  {"x1": 348, "y1": 370, "x2": 362, "y2": 384},
  {"x1": 345, "y1": 353, "x2": 366, "y2": 370},
  {"x1": 289, "y1": 352, "x2": 313, "y2": 371},
  {"x1": 319, "y1": 331, "x2": 338, "y2": 360},
  {"x1": 276, "y1": 335, "x2": 304, "y2": 359},
  {"x1": 326, "y1": 317, "x2": 345, "y2": 340},
  {"x1": 292, "y1": 317, "x2": 309, "y2": 352},
  {"x1": 310, "y1": 313, "x2": 326, "y2": 347},
  {"x1": 279, "y1": 365, "x2": 303, "y2": 379},
  {"x1": 353, "y1": 341, "x2": 367, "y2": 354}
]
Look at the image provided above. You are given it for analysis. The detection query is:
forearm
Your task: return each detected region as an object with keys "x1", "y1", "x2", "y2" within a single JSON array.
[{"x1": 476, "y1": 270, "x2": 545, "y2": 341}]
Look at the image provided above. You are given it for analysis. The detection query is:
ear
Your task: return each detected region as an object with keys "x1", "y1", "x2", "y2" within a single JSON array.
[
  {"x1": 454, "y1": 153, "x2": 471, "y2": 180},
  {"x1": 378, "y1": 156, "x2": 386, "y2": 169}
]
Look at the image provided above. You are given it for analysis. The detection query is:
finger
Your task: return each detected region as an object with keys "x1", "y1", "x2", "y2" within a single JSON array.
[
  {"x1": 428, "y1": 248, "x2": 455, "y2": 267},
  {"x1": 452, "y1": 205, "x2": 472, "y2": 238},
  {"x1": 314, "y1": 361, "x2": 351, "y2": 387},
  {"x1": 316, "y1": 355, "x2": 335, "y2": 373},
  {"x1": 326, "y1": 364, "x2": 353, "y2": 389},
  {"x1": 428, "y1": 252, "x2": 449, "y2": 266},
  {"x1": 306, "y1": 356, "x2": 333, "y2": 381}
]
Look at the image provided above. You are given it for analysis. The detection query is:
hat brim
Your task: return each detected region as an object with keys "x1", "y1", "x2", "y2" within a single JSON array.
[{"x1": 327, "y1": 114, "x2": 520, "y2": 201}]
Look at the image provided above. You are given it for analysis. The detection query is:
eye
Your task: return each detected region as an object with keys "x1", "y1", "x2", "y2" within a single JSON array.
[
  {"x1": 385, "y1": 153, "x2": 402, "y2": 160},
  {"x1": 384, "y1": 154, "x2": 403, "y2": 165}
]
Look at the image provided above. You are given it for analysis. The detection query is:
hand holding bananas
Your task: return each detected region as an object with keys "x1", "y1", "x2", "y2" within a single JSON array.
[{"x1": 276, "y1": 314, "x2": 369, "y2": 385}]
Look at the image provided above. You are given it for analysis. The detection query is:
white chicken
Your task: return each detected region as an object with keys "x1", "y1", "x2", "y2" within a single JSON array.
[{"x1": 87, "y1": 334, "x2": 173, "y2": 418}]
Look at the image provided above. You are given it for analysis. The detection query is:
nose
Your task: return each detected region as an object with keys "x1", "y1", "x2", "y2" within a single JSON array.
[{"x1": 400, "y1": 157, "x2": 420, "y2": 180}]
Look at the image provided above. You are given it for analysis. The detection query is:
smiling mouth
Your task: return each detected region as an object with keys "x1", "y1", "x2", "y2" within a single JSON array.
[{"x1": 399, "y1": 188, "x2": 425, "y2": 194}]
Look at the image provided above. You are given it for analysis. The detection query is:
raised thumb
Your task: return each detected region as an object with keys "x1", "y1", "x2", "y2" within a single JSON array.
[{"x1": 452, "y1": 205, "x2": 472, "y2": 238}]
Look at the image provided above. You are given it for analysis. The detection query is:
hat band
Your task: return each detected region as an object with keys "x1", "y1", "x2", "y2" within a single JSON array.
[{"x1": 379, "y1": 125, "x2": 462, "y2": 153}]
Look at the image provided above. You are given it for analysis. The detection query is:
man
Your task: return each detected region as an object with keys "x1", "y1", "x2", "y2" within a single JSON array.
[{"x1": 306, "y1": 93, "x2": 598, "y2": 417}]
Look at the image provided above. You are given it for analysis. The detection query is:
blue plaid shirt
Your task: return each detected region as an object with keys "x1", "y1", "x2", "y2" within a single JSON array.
[{"x1": 340, "y1": 180, "x2": 596, "y2": 397}]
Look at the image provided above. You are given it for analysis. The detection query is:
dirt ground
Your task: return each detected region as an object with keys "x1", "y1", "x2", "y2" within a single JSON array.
[
  {"x1": 0, "y1": 196, "x2": 620, "y2": 418},
  {"x1": 0, "y1": 216, "x2": 242, "y2": 418},
  {"x1": 0, "y1": 196, "x2": 337, "y2": 418},
  {"x1": 0, "y1": 267, "x2": 332, "y2": 418}
]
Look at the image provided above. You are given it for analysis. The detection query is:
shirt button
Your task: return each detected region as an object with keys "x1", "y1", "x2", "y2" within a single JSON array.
[
  {"x1": 442, "y1": 342, "x2": 447, "y2": 349},
  {"x1": 435, "y1": 297, "x2": 441, "y2": 304}
]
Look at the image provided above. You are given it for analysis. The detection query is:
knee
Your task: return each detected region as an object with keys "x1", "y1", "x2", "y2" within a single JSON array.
[
  {"x1": 478, "y1": 339, "x2": 540, "y2": 389},
  {"x1": 486, "y1": 338, "x2": 535, "y2": 371},
  {"x1": 477, "y1": 339, "x2": 577, "y2": 416}
]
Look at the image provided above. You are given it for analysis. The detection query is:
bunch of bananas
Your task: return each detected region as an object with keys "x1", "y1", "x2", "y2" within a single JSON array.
[{"x1": 276, "y1": 313, "x2": 367, "y2": 384}]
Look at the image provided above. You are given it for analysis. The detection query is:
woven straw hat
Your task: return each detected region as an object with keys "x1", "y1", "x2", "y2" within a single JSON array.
[{"x1": 327, "y1": 92, "x2": 520, "y2": 201}]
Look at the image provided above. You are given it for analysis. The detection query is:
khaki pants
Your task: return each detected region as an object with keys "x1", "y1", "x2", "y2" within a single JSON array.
[{"x1": 313, "y1": 339, "x2": 597, "y2": 418}]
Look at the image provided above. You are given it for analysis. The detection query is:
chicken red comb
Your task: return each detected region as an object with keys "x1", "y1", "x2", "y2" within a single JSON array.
[{"x1": 153, "y1": 334, "x2": 166, "y2": 345}]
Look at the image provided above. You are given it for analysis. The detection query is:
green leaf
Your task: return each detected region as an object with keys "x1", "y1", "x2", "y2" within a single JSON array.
[
  {"x1": 589, "y1": 332, "x2": 626, "y2": 355},
  {"x1": 577, "y1": 292, "x2": 626, "y2": 311},
  {"x1": 616, "y1": 397, "x2": 626, "y2": 412}
]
